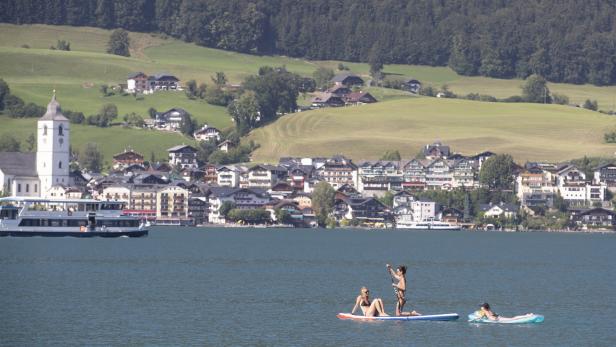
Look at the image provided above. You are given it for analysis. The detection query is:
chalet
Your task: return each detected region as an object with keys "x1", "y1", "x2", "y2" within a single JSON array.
[
  {"x1": 126, "y1": 72, "x2": 149, "y2": 93},
  {"x1": 423, "y1": 142, "x2": 451, "y2": 159},
  {"x1": 357, "y1": 160, "x2": 402, "y2": 194},
  {"x1": 440, "y1": 207, "x2": 464, "y2": 225},
  {"x1": 167, "y1": 145, "x2": 198, "y2": 170},
  {"x1": 217, "y1": 140, "x2": 236, "y2": 153},
  {"x1": 217, "y1": 165, "x2": 246, "y2": 188},
  {"x1": 287, "y1": 165, "x2": 314, "y2": 191},
  {"x1": 310, "y1": 93, "x2": 345, "y2": 108},
  {"x1": 344, "y1": 92, "x2": 377, "y2": 105},
  {"x1": 148, "y1": 73, "x2": 180, "y2": 91},
  {"x1": 331, "y1": 73, "x2": 364, "y2": 87},
  {"x1": 479, "y1": 203, "x2": 518, "y2": 219},
  {"x1": 207, "y1": 187, "x2": 271, "y2": 224},
  {"x1": 291, "y1": 192, "x2": 313, "y2": 209},
  {"x1": 247, "y1": 164, "x2": 288, "y2": 189},
  {"x1": 336, "y1": 183, "x2": 362, "y2": 200},
  {"x1": 133, "y1": 173, "x2": 168, "y2": 185},
  {"x1": 569, "y1": 207, "x2": 616, "y2": 230},
  {"x1": 201, "y1": 164, "x2": 218, "y2": 184},
  {"x1": 188, "y1": 195, "x2": 208, "y2": 226},
  {"x1": 155, "y1": 108, "x2": 189, "y2": 131},
  {"x1": 327, "y1": 85, "x2": 352, "y2": 97},
  {"x1": 516, "y1": 168, "x2": 557, "y2": 208},
  {"x1": 594, "y1": 163, "x2": 616, "y2": 191},
  {"x1": 268, "y1": 182, "x2": 295, "y2": 200},
  {"x1": 112, "y1": 148, "x2": 144, "y2": 170},
  {"x1": 401, "y1": 79, "x2": 422, "y2": 94},
  {"x1": 393, "y1": 190, "x2": 416, "y2": 208},
  {"x1": 193, "y1": 125, "x2": 221, "y2": 142},
  {"x1": 317, "y1": 155, "x2": 358, "y2": 189},
  {"x1": 334, "y1": 196, "x2": 390, "y2": 222}
]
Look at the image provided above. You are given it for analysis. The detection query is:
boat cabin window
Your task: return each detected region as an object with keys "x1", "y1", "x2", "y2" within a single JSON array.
[{"x1": 0, "y1": 206, "x2": 18, "y2": 220}]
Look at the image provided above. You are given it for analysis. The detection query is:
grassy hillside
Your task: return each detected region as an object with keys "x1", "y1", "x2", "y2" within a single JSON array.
[
  {"x1": 0, "y1": 116, "x2": 195, "y2": 163},
  {"x1": 1, "y1": 24, "x2": 616, "y2": 164},
  {"x1": 248, "y1": 98, "x2": 616, "y2": 163}
]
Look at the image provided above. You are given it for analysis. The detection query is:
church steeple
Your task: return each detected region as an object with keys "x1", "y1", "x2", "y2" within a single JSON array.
[{"x1": 40, "y1": 91, "x2": 68, "y2": 121}]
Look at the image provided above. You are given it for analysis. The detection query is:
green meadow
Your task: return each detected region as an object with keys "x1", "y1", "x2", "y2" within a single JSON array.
[
  {"x1": 1, "y1": 24, "x2": 615, "y2": 163},
  {"x1": 248, "y1": 98, "x2": 616, "y2": 163}
]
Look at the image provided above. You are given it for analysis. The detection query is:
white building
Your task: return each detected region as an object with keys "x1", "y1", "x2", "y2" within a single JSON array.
[{"x1": 0, "y1": 93, "x2": 70, "y2": 198}]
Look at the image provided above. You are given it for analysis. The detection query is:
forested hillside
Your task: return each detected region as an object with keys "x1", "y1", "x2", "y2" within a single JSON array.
[{"x1": 2, "y1": 0, "x2": 616, "y2": 85}]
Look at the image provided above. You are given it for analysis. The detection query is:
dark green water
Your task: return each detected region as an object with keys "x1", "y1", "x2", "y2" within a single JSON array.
[{"x1": 1, "y1": 228, "x2": 615, "y2": 346}]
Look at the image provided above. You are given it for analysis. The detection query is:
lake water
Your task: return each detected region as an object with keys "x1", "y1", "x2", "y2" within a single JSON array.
[{"x1": 1, "y1": 228, "x2": 615, "y2": 346}]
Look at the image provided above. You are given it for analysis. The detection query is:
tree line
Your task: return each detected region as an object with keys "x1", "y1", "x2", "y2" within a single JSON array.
[{"x1": 2, "y1": 0, "x2": 616, "y2": 85}]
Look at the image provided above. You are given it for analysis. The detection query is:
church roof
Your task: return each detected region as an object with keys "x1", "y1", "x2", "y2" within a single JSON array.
[
  {"x1": 0, "y1": 152, "x2": 37, "y2": 177},
  {"x1": 40, "y1": 93, "x2": 68, "y2": 121}
]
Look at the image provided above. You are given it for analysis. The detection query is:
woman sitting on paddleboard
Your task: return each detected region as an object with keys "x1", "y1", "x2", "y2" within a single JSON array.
[
  {"x1": 351, "y1": 287, "x2": 389, "y2": 317},
  {"x1": 477, "y1": 303, "x2": 534, "y2": 321},
  {"x1": 387, "y1": 264, "x2": 420, "y2": 316}
]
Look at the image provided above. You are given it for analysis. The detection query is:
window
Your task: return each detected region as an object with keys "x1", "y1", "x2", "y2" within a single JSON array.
[
  {"x1": 17, "y1": 184, "x2": 21, "y2": 193},
  {"x1": 59, "y1": 161, "x2": 62, "y2": 169},
  {"x1": 26, "y1": 184, "x2": 29, "y2": 193},
  {"x1": 59, "y1": 125, "x2": 63, "y2": 136},
  {"x1": 43, "y1": 125, "x2": 48, "y2": 135},
  {"x1": 34, "y1": 184, "x2": 37, "y2": 193}
]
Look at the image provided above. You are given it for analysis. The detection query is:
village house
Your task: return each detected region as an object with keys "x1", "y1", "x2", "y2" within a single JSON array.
[
  {"x1": 316, "y1": 156, "x2": 358, "y2": 190},
  {"x1": 46, "y1": 185, "x2": 83, "y2": 199},
  {"x1": 479, "y1": 202, "x2": 519, "y2": 219},
  {"x1": 326, "y1": 85, "x2": 352, "y2": 97},
  {"x1": 217, "y1": 140, "x2": 236, "y2": 153},
  {"x1": 291, "y1": 192, "x2": 313, "y2": 210},
  {"x1": 423, "y1": 142, "x2": 451, "y2": 160},
  {"x1": 156, "y1": 185, "x2": 190, "y2": 225},
  {"x1": 331, "y1": 73, "x2": 364, "y2": 87},
  {"x1": 148, "y1": 73, "x2": 180, "y2": 91},
  {"x1": 440, "y1": 207, "x2": 464, "y2": 225},
  {"x1": 516, "y1": 167, "x2": 557, "y2": 208},
  {"x1": 401, "y1": 79, "x2": 422, "y2": 94},
  {"x1": 167, "y1": 145, "x2": 198, "y2": 170},
  {"x1": 207, "y1": 187, "x2": 271, "y2": 224},
  {"x1": 569, "y1": 207, "x2": 616, "y2": 230},
  {"x1": 193, "y1": 125, "x2": 221, "y2": 142},
  {"x1": 188, "y1": 195, "x2": 208, "y2": 226},
  {"x1": 357, "y1": 161, "x2": 403, "y2": 195},
  {"x1": 268, "y1": 182, "x2": 295, "y2": 200},
  {"x1": 344, "y1": 91, "x2": 377, "y2": 105},
  {"x1": 556, "y1": 165, "x2": 606, "y2": 206},
  {"x1": 200, "y1": 164, "x2": 218, "y2": 184},
  {"x1": 286, "y1": 165, "x2": 314, "y2": 192},
  {"x1": 310, "y1": 93, "x2": 345, "y2": 108},
  {"x1": 126, "y1": 72, "x2": 148, "y2": 93},
  {"x1": 155, "y1": 108, "x2": 189, "y2": 131},
  {"x1": 125, "y1": 185, "x2": 159, "y2": 221},
  {"x1": 594, "y1": 163, "x2": 616, "y2": 192},
  {"x1": 334, "y1": 196, "x2": 390, "y2": 223},
  {"x1": 217, "y1": 165, "x2": 245, "y2": 188},
  {"x1": 247, "y1": 164, "x2": 288, "y2": 189},
  {"x1": 112, "y1": 148, "x2": 144, "y2": 171}
]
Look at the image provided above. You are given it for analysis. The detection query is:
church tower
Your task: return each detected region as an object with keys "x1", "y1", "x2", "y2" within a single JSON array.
[{"x1": 37, "y1": 92, "x2": 70, "y2": 197}]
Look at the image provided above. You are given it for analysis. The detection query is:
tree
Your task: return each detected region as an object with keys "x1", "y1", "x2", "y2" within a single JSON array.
[
  {"x1": 81, "y1": 143, "x2": 104, "y2": 172},
  {"x1": 211, "y1": 72, "x2": 227, "y2": 87},
  {"x1": 26, "y1": 133, "x2": 36, "y2": 152},
  {"x1": 522, "y1": 74, "x2": 550, "y2": 103},
  {"x1": 313, "y1": 67, "x2": 334, "y2": 90},
  {"x1": 180, "y1": 113, "x2": 197, "y2": 137},
  {"x1": 552, "y1": 93, "x2": 569, "y2": 105},
  {"x1": 0, "y1": 78, "x2": 9, "y2": 110},
  {"x1": 312, "y1": 181, "x2": 336, "y2": 226},
  {"x1": 56, "y1": 40, "x2": 70, "y2": 51},
  {"x1": 88, "y1": 103, "x2": 118, "y2": 127},
  {"x1": 227, "y1": 91, "x2": 260, "y2": 135},
  {"x1": 275, "y1": 208, "x2": 294, "y2": 225},
  {"x1": 368, "y1": 43, "x2": 384, "y2": 80},
  {"x1": 147, "y1": 107, "x2": 157, "y2": 119},
  {"x1": 0, "y1": 135, "x2": 20, "y2": 152},
  {"x1": 583, "y1": 99, "x2": 598, "y2": 111},
  {"x1": 107, "y1": 29, "x2": 130, "y2": 57},
  {"x1": 479, "y1": 154, "x2": 515, "y2": 190},
  {"x1": 380, "y1": 150, "x2": 401, "y2": 161},
  {"x1": 378, "y1": 191, "x2": 394, "y2": 208},
  {"x1": 242, "y1": 66, "x2": 301, "y2": 123},
  {"x1": 185, "y1": 79, "x2": 198, "y2": 99},
  {"x1": 219, "y1": 201, "x2": 236, "y2": 218},
  {"x1": 99, "y1": 84, "x2": 110, "y2": 97}
]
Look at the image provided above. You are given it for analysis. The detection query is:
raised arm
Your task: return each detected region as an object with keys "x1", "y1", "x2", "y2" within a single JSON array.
[{"x1": 386, "y1": 264, "x2": 399, "y2": 280}]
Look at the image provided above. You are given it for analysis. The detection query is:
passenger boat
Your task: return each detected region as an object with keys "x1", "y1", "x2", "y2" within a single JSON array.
[
  {"x1": 396, "y1": 220, "x2": 461, "y2": 230},
  {"x1": 0, "y1": 197, "x2": 148, "y2": 237}
]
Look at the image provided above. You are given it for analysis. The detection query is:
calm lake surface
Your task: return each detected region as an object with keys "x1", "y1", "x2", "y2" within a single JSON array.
[{"x1": 1, "y1": 228, "x2": 615, "y2": 346}]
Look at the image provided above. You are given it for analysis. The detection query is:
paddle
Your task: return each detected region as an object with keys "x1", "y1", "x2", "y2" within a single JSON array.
[{"x1": 386, "y1": 264, "x2": 398, "y2": 299}]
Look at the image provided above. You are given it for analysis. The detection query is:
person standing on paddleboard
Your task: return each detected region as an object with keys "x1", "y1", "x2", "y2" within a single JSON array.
[{"x1": 387, "y1": 264, "x2": 420, "y2": 316}]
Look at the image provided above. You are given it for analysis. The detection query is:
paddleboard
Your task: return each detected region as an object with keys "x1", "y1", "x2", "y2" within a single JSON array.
[
  {"x1": 337, "y1": 313, "x2": 459, "y2": 321},
  {"x1": 468, "y1": 312, "x2": 544, "y2": 324}
]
